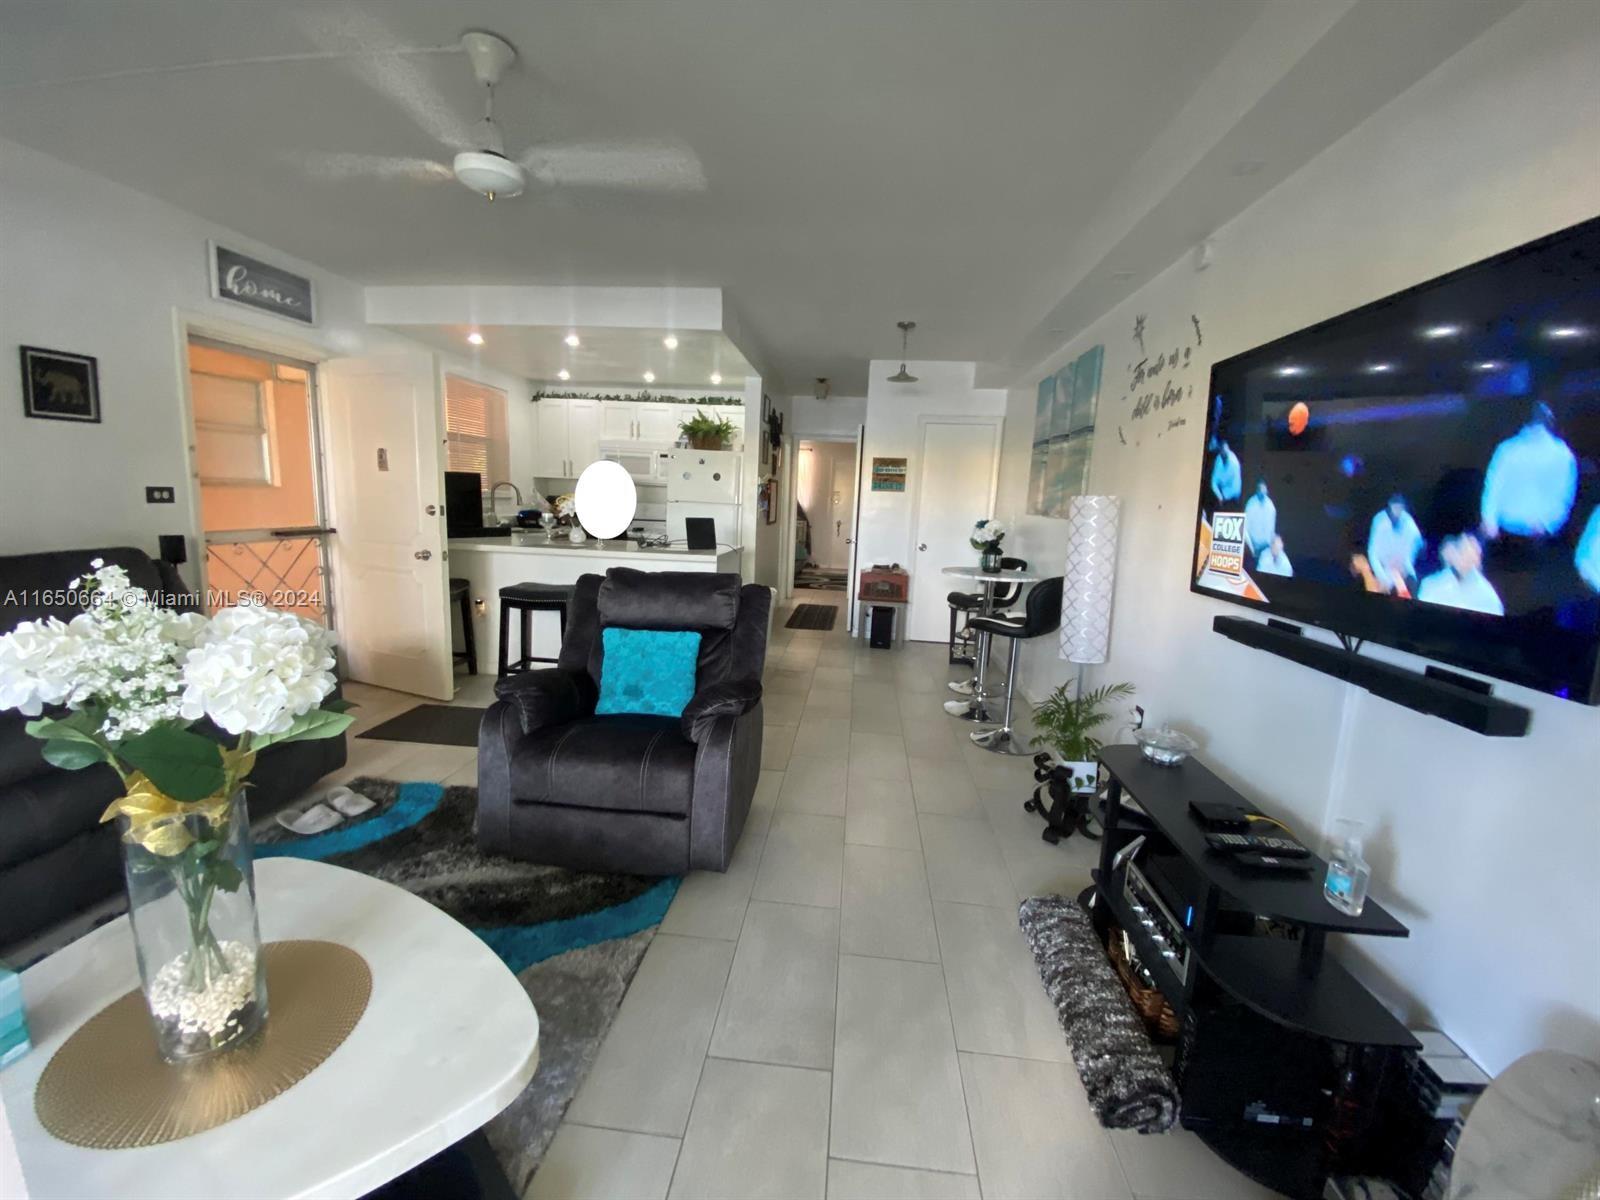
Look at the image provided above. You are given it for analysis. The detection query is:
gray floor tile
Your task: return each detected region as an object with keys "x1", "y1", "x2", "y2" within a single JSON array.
[
  {"x1": 850, "y1": 699, "x2": 904, "y2": 734},
  {"x1": 920, "y1": 815, "x2": 1017, "y2": 908},
  {"x1": 766, "y1": 668, "x2": 814, "y2": 696},
  {"x1": 668, "y1": 1058, "x2": 832, "y2": 1200},
  {"x1": 793, "y1": 714, "x2": 853, "y2": 759},
  {"x1": 959, "y1": 1052, "x2": 1132, "y2": 1200},
  {"x1": 933, "y1": 901, "x2": 1071, "y2": 1062},
  {"x1": 747, "y1": 769, "x2": 783, "y2": 840},
  {"x1": 845, "y1": 772, "x2": 921, "y2": 850},
  {"x1": 826, "y1": 1160, "x2": 981, "y2": 1200},
  {"x1": 909, "y1": 756, "x2": 983, "y2": 817},
  {"x1": 779, "y1": 754, "x2": 850, "y2": 816},
  {"x1": 566, "y1": 934, "x2": 735, "y2": 1136},
  {"x1": 753, "y1": 812, "x2": 845, "y2": 908},
  {"x1": 840, "y1": 844, "x2": 939, "y2": 963},
  {"x1": 1108, "y1": 1126, "x2": 1284, "y2": 1199},
  {"x1": 660, "y1": 823, "x2": 765, "y2": 941},
  {"x1": 528, "y1": 1124, "x2": 681, "y2": 1200},
  {"x1": 711, "y1": 900, "x2": 839, "y2": 1068},
  {"x1": 831, "y1": 955, "x2": 975, "y2": 1174},
  {"x1": 804, "y1": 688, "x2": 855, "y2": 721},
  {"x1": 848, "y1": 731, "x2": 910, "y2": 782},
  {"x1": 899, "y1": 714, "x2": 965, "y2": 761},
  {"x1": 813, "y1": 666, "x2": 855, "y2": 691},
  {"x1": 763, "y1": 723, "x2": 797, "y2": 769},
  {"x1": 762, "y1": 691, "x2": 806, "y2": 726}
]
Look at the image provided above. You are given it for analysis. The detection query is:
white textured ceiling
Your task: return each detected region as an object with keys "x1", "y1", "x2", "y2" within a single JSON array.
[{"x1": 0, "y1": 1, "x2": 1519, "y2": 392}]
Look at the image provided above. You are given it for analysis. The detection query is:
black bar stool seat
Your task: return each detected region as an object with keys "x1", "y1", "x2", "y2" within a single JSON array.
[
  {"x1": 498, "y1": 582, "x2": 575, "y2": 676},
  {"x1": 449, "y1": 577, "x2": 477, "y2": 676},
  {"x1": 967, "y1": 575, "x2": 1062, "y2": 756}
]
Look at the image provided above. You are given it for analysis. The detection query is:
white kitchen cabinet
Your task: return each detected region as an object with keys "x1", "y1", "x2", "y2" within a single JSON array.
[
  {"x1": 723, "y1": 408, "x2": 746, "y2": 449},
  {"x1": 567, "y1": 398, "x2": 601, "y2": 475},
  {"x1": 533, "y1": 398, "x2": 570, "y2": 476},
  {"x1": 532, "y1": 396, "x2": 602, "y2": 477},
  {"x1": 637, "y1": 402, "x2": 682, "y2": 444},
  {"x1": 599, "y1": 401, "x2": 638, "y2": 441}
]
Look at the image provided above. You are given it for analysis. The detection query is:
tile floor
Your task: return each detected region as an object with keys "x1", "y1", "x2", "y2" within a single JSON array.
[{"x1": 325, "y1": 590, "x2": 1280, "y2": 1199}]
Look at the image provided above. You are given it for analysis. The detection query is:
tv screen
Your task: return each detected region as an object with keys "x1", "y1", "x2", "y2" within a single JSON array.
[{"x1": 1191, "y1": 215, "x2": 1600, "y2": 703}]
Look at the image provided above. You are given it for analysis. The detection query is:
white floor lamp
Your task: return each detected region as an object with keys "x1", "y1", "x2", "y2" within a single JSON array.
[{"x1": 1061, "y1": 495, "x2": 1122, "y2": 697}]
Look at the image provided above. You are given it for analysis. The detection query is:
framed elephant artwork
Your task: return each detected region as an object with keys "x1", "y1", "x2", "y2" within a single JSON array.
[{"x1": 20, "y1": 346, "x2": 101, "y2": 423}]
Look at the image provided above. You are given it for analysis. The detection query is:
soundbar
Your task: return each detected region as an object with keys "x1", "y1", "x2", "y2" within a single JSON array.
[{"x1": 1212, "y1": 615, "x2": 1531, "y2": 738}]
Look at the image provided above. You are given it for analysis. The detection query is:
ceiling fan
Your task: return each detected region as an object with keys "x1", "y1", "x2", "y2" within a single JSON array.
[{"x1": 293, "y1": 30, "x2": 705, "y2": 202}]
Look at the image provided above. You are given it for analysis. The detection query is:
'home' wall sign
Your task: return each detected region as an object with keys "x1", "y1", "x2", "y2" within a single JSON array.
[{"x1": 208, "y1": 242, "x2": 316, "y2": 325}]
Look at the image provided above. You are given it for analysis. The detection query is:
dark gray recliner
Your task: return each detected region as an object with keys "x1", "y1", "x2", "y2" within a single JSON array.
[{"x1": 477, "y1": 567, "x2": 769, "y2": 874}]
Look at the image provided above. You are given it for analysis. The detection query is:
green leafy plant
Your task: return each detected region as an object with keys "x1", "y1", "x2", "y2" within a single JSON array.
[
  {"x1": 1032, "y1": 680, "x2": 1135, "y2": 762},
  {"x1": 680, "y1": 408, "x2": 736, "y2": 447}
]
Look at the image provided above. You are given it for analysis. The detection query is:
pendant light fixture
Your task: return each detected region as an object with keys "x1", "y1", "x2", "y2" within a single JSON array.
[{"x1": 888, "y1": 321, "x2": 919, "y2": 383}]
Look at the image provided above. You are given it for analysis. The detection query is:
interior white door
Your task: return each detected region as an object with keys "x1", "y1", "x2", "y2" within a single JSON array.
[
  {"x1": 636, "y1": 402, "x2": 680, "y2": 443},
  {"x1": 567, "y1": 399, "x2": 602, "y2": 475},
  {"x1": 320, "y1": 352, "x2": 454, "y2": 699},
  {"x1": 533, "y1": 399, "x2": 569, "y2": 476},
  {"x1": 908, "y1": 418, "x2": 1002, "y2": 642},
  {"x1": 599, "y1": 401, "x2": 636, "y2": 442}
]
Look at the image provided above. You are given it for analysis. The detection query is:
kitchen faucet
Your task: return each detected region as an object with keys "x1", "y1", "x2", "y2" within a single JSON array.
[{"x1": 489, "y1": 481, "x2": 523, "y2": 526}]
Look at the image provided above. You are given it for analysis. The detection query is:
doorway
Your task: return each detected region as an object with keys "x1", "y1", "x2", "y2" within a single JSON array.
[
  {"x1": 793, "y1": 438, "x2": 858, "y2": 594},
  {"x1": 186, "y1": 337, "x2": 331, "y2": 627},
  {"x1": 907, "y1": 416, "x2": 1002, "y2": 642}
]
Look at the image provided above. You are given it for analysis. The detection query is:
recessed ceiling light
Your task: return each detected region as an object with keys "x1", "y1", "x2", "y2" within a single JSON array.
[
  {"x1": 710, "y1": 372, "x2": 723, "y2": 386},
  {"x1": 1421, "y1": 324, "x2": 1461, "y2": 339},
  {"x1": 1276, "y1": 365, "x2": 1306, "y2": 377},
  {"x1": 643, "y1": 370, "x2": 656, "y2": 384},
  {"x1": 1546, "y1": 325, "x2": 1587, "y2": 339},
  {"x1": 663, "y1": 335, "x2": 679, "y2": 350},
  {"x1": 564, "y1": 333, "x2": 581, "y2": 348},
  {"x1": 1473, "y1": 360, "x2": 1503, "y2": 371},
  {"x1": 1366, "y1": 362, "x2": 1395, "y2": 373},
  {"x1": 466, "y1": 331, "x2": 484, "y2": 346},
  {"x1": 557, "y1": 368, "x2": 570, "y2": 381}
]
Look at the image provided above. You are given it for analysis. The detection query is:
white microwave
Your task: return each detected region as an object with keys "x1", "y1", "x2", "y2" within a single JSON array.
[{"x1": 599, "y1": 442, "x2": 674, "y2": 483}]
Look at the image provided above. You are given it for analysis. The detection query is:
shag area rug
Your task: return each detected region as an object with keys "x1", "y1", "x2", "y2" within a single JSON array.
[
  {"x1": 1017, "y1": 893, "x2": 1179, "y2": 1134},
  {"x1": 255, "y1": 777, "x2": 679, "y2": 1192}
]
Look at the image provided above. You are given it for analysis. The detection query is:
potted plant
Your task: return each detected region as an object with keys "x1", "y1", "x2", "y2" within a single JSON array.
[
  {"x1": 0, "y1": 560, "x2": 353, "y2": 1062},
  {"x1": 680, "y1": 409, "x2": 736, "y2": 451},
  {"x1": 970, "y1": 518, "x2": 1007, "y2": 572},
  {"x1": 1031, "y1": 680, "x2": 1135, "y2": 793}
]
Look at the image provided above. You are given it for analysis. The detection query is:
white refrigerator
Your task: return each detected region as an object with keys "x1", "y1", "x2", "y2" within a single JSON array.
[{"x1": 666, "y1": 450, "x2": 742, "y2": 549}]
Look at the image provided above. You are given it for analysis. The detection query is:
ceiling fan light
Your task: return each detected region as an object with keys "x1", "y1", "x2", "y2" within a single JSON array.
[
  {"x1": 888, "y1": 365, "x2": 918, "y2": 383},
  {"x1": 889, "y1": 320, "x2": 919, "y2": 383},
  {"x1": 452, "y1": 150, "x2": 525, "y2": 200}
]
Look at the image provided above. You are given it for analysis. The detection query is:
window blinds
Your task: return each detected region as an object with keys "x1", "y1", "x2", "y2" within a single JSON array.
[{"x1": 444, "y1": 378, "x2": 509, "y2": 487}]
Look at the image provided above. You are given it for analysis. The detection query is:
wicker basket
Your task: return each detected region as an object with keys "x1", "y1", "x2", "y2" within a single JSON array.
[{"x1": 1107, "y1": 925, "x2": 1181, "y2": 1040}]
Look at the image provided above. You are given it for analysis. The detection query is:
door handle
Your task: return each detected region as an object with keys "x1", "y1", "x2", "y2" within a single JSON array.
[
  {"x1": 414, "y1": 550, "x2": 432, "y2": 561},
  {"x1": 845, "y1": 537, "x2": 855, "y2": 545},
  {"x1": 918, "y1": 543, "x2": 928, "y2": 551},
  {"x1": 424, "y1": 504, "x2": 437, "y2": 516}
]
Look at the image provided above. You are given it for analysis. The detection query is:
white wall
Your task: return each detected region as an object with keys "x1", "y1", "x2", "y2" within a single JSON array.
[
  {"x1": 0, "y1": 138, "x2": 530, "y2": 562},
  {"x1": 995, "y1": 0, "x2": 1600, "y2": 1074},
  {"x1": 859, "y1": 361, "x2": 1007, "y2": 597},
  {"x1": 789, "y1": 393, "x2": 867, "y2": 439}
]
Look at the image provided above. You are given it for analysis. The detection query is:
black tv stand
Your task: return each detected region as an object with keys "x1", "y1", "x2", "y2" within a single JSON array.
[
  {"x1": 1212, "y1": 614, "x2": 1530, "y2": 737},
  {"x1": 1093, "y1": 746, "x2": 1418, "y2": 1199}
]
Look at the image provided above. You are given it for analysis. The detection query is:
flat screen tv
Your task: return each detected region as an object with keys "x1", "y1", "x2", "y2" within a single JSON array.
[{"x1": 1191, "y1": 215, "x2": 1600, "y2": 703}]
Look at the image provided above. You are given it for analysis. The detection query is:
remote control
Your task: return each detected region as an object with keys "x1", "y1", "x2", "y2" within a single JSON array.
[
  {"x1": 1233, "y1": 851, "x2": 1314, "y2": 873},
  {"x1": 1205, "y1": 831, "x2": 1311, "y2": 858}
]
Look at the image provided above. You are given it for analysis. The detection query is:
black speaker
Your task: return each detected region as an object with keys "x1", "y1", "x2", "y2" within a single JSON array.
[{"x1": 158, "y1": 534, "x2": 187, "y2": 565}]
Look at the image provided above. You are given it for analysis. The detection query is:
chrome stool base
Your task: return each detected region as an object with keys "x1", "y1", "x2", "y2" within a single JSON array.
[{"x1": 971, "y1": 726, "x2": 1033, "y2": 756}]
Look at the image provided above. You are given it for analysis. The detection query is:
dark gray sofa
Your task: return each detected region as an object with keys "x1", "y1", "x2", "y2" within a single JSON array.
[
  {"x1": 0, "y1": 546, "x2": 347, "y2": 951},
  {"x1": 477, "y1": 568, "x2": 769, "y2": 875}
]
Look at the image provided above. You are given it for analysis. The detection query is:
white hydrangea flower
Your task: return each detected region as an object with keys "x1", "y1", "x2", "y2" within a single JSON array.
[
  {"x1": 0, "y1": 618, "x2": 81, "y2": 715},
  {"x1": 179, "y1": 603, "x2": 338, "y2": 736}
]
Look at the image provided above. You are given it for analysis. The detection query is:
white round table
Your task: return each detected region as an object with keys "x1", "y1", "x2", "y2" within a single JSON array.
[
  {"x1": 4, "y1": 857, "x2": 540, "y2": 1199},
  {"x1": 941, "y1": 565, "x2": 1040, "y2": 723}
]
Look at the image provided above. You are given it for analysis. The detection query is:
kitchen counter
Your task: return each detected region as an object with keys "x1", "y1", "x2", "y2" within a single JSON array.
[{"x1": 448, "y1": 536, "x2": 742, "y2": 669}]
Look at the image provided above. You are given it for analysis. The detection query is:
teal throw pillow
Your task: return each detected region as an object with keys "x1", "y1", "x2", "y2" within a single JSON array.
[{"x1": 596, "y1": 627, "x2": 703, "y2": 718}]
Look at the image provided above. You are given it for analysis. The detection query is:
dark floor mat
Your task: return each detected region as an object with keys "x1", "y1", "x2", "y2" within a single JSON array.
[
  {"x1": 785, "y1": 603, "x2": 839, "y2": 631},
  {"x1": 358, "y1": 703, "x2": 486, "y2": 746}
]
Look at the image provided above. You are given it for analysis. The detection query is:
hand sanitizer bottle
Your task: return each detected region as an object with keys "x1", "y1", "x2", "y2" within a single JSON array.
[{"x1": 1323, "y1": 819, "x2": 1371, "y2": 917}]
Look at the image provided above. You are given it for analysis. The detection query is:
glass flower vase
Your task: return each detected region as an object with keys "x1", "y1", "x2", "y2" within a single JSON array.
[
  {"x1": 979, "y1": 547, "x2": 1003, "y2": 572},
  {"x1": 120, "y1": 792, "x2": 268, "y2": 1063}
]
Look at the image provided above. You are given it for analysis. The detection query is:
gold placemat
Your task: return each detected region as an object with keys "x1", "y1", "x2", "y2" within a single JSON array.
[{"x1": 35, "y1": 939, "x2": 371, "y2": 1149}]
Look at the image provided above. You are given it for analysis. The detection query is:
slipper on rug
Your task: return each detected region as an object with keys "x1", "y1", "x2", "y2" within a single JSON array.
[
  {"x1": 274, "y1": 803, "x2": 344, "y2": 836},
  {"x1": 322, "y1": 785, "x2": 375, "y2": 818},
  {"x1": 254, "y1": 776, "x2": 681, "y2": 1193}
]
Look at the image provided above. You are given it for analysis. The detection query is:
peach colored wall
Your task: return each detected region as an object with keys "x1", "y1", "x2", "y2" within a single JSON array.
[{"x1": 191, "y1": 343, "x2": 317, "y2": 532}]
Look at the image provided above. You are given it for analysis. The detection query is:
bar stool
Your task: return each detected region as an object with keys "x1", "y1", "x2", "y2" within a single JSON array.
[
  {"x1": 498, "y1": 582, "x2": 575, "y2": 676},
  {"x1": 449, "y1": 577, "x2": 477, "y2": 676},
  {"x1": 966, "y1": 575, "x2": 1062, "y2": 755},
  {"x1": 947, "y1": 556, "x2": 1029, "y2": 689}
]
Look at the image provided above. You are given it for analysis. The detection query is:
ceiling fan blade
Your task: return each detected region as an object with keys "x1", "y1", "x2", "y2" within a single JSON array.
[
  {"x1": 287, "y1": 151, "x2": 454, "y2": 183},
  {"x1": 291, "y1": 10, "x2": 475, "y2": 151},
  {"x1": 516, "y1": 141, "x2": 707, "y2": 193}
]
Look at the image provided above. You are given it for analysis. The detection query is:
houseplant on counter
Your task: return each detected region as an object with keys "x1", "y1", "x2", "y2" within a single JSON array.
[
  {"x1": 679, "y1": 409, "x2": 736, "y2": 451},
  {"x1": 0, "y1": 560, "x2": 352, "y2": 1062},
  {"x1": 970, "y1": 518, "x2": 1007, "y2": 572}
]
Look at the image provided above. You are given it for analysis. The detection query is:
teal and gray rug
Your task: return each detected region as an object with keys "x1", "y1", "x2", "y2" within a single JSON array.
[{"x1": 255, "y1": 777, "x2": 679, "y2": 1193}]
